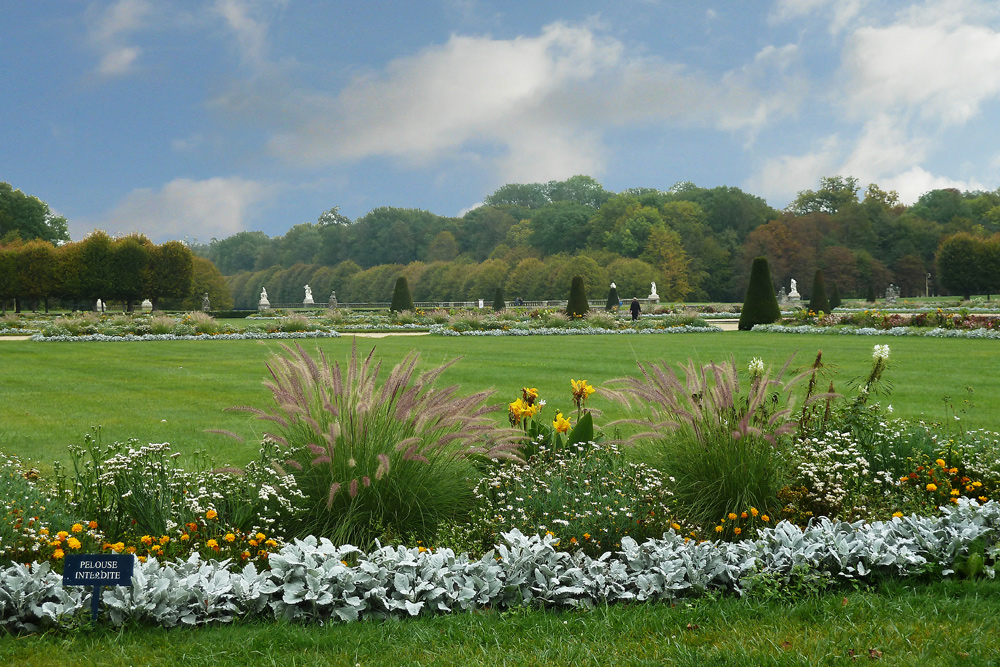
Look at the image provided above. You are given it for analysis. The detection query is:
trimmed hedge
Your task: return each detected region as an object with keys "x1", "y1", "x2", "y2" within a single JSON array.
[{"x1": 738, "y1": 257, "x2": 781, "y2": 331}]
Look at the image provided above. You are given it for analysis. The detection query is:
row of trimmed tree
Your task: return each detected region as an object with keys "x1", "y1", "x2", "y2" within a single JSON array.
[{"x1": 0, "y1": 231, "x2": 195, "y2": 313}]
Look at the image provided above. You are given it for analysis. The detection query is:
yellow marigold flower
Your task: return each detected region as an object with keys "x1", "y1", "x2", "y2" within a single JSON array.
[
  {"x1": 545, "y1": 530, "x2": 555, "y2": 537},
  {"x1": 734, "y1": 527, "x2": 742, "y2": 536},
  {"x1": 39, "y1": 528, "x2": 49, "y2": 536},
  {"x1": 570, "y1": 537, "x2": 578, "y2": 545},
  {"x1": 980, "y1": 496, "x2": 989, "y2": 503},
  {"x1": 206, "y1": 509, "x2": 218, "y2": 520},
  {"x1": 950, "y1": 489, "x2": 960, "y2": 496},
  {"x1": 249, "y1": 539, "x2": 259, "y2": 547},
  {"x1": 140, "y1": 535, "x2": 153, "y2": 546},
  {"x1": 728, "y1": 513, "x2": 737, "y2": 521},
  {"x1": 974, "y1": 481, "x2": 983, "y2": 488},
  {"x1": 935, "y1": 459, "x2": 947, "y2": 468},
  {"x1": 57, "y1": 531, "x2": 69, "y2": 539},
  {"x1": 892, "y1": 511, "x2": 904, "y2": 518},
  {"x1": 761, "y1": 515, "x2": 770, "y2": 522},
  {"x1": 181, "y1": 534, "x2": 190, "y2": 541},
  {"x1": 150, "y1": 545, "x2": 161, "y2": 554},
  {"x1": 71, "y1": 523, "x2": 83, "y2": 533},
  {"x1": 670, "y1": 523, "x2": 681, "y2": 531},
  {"x1": 66, "y1": 537, "x2": 82, "y2": 550},
  {"x1": 740, "y1": 512, "x2": 748, "y2": 519},
  {"x1": 160, "y1": 535, "x2": 170, "y2": 545},
  {"x1": 88, "y1": 520, "x2": 99, "y2": 530},
  {"x1": 714, "y1": 525, "x2": 723, "y2": 533},
  {"x1": 206, "y1": 539, "x2": 219, "y2": 549},
  {"x1": 256, "y1": 532, "x2": 266, "y2": 541},
  {"x1": 553, "y1": 412, "x2": 572, "y2": 434},
  {"x1": 265, "y1": 539, "x2": 278, "y2": 547},
  {"x1": 53, "y1": 549, "x2": 64, "y2": 560},
  {"x1": 584, "y1": 533, "x2": 591, "y2": 540},
  {"x1": 926, "y1": 483, "x2": 938, "y2": 492},
  {"x1": 750, "y1": 507, "x2": 759, "y2": 517},
  {"x1": 126, "y1": 546, "x2": 136, "y2": 554},
  {"x1": 138, "y1": 555, "x2": 147, "y2": 563},
  {"x1": 224, "y1": 533, "x2": 236, "y2": 542}
]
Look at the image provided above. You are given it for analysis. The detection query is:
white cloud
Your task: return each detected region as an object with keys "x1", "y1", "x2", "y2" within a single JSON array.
[
  {"x1": 769, "y1": 0, "x2": 867, "y2": 32},
  {"x1": 252, "y1": 22, "x2": 800, "y2": 185},
  {"x1": 844, "y1": 21, "x2": 1000, "y2": 124},
  {"x1": 745, "y1": 135, "x2": 840, "y2": 204},
  {"x1": 880, "y1": 167, "x2": 985, "y2": 205},
  {"x1": 212, "y1": 0, "x2": 286, "y2": 70},
  {"x1": 88, "y1": 0, "x2": 152, "y2": 77},
  {"x1": 95, "y1": 177, "x2": 276, "y2": 241}
]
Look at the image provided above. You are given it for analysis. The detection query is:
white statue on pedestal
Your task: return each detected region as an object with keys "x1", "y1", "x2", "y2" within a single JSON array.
[
  {"x1": 648, "y1": 281, "x2": 658, "y2": 301},
  {"x1": 259, "y1": 287, "x2": 270, "y2": 310},
  {"x1": 788, "y1": 279, "x2": 800, "y2": 300},
  {"x1": 303, "y1": 284, "x2": 314, "y2": 305}
]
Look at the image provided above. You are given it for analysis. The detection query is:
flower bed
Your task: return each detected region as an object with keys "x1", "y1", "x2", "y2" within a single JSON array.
[
  {"x1": 27, "y1": 312, "x2": 338, "y2": 341},
  {"x1": 751, "y1": 324, "x2": 1000, "y2": 339},
  {"x1": 30, "y1": 331, "x2": 340, "y2": 342},
  {"x1": 2, "y1": 500, "x2": 998, "y2": 632}
]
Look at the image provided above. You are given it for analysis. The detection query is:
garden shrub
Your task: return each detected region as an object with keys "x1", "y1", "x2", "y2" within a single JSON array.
[
  {"x1": 566, "y1": 276, "x2": 589, "y2": 318},
  {"x1": 738, "y1": 257, "x2": 781, "y2": 330},
  {"x1": 492, "y1": 287, "x2": 505, "y2": 312},
  {"x1": 808, "y1": 269, "x2": 830, "y2": 314},
  {"x1": 605, "y1": 355, "x2": 818, "y2": 529},
  {"x1": 226, "y1": 342, "x2": 522, "y2": 548},
  {"x1": 605, "y1": 285, "x2": 620, "y2": 311},
  {"x1": 829, "y1": 282, "x2": 841, "y2": 310},
  {"x1": 390, "y1": 277, "x2": 414, "y2": 313}
]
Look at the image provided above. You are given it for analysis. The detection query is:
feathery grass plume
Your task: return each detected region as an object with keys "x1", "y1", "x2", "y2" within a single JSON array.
[
  {"x1": 225, "y1": 340, "x2": 522, "y2": 547},
  {"x1": 603, "y1": 354, "x2": 829, "y2": 528}
]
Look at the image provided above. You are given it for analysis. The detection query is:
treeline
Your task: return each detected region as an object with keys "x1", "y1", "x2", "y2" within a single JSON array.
[
  {"x1": 0, "y1": 232, "x2": 220, "y2": 313},
  {"x1": 204, "y1": 175, "x2": 1000, "y2": 307}
]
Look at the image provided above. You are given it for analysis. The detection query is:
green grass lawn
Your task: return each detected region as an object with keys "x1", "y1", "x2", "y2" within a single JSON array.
[
  {"x1": 2, "y1": 579, "x2": 999, "y2": 666},
  {"x1": 0, "y1": 332, "x2": 995, "y2": 470}
]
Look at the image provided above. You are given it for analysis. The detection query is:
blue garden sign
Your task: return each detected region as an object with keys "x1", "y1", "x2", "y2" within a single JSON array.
[{"x1": 62, "y1": 554, "x2": 134, "y2": 621}]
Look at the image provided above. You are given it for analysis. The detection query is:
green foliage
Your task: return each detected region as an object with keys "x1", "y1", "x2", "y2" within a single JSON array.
[
  {"x1": 389, "y1": 276, "x2": 414, "y2": 313},
  {"x1": 866, "y1": 283, "x2": 876, "y2": 302},
  {"x1": 606, "y1": 355, "x2": 806, "y2": 528},
  {"x1": 227, "y1": 342, "x2": 521, "y2": 547},
  {"x1": 565, "y1": 275, "x2": 589, "y2": 317},
  {"x1": 738, "y1": 257, "x2": 781, "y2": 330},
  {"x1": 0, "y1": 181, "x2": 69, "y2": 244},
  {"x1": 491, "y1": 286, "x2": 504, "y2": 311},
  {"x1": 808, "y1": 269, "x2": 830, "y2": 314},
  {"x1": 829, "y1": 281, "x2": 842, "y2": 309}
]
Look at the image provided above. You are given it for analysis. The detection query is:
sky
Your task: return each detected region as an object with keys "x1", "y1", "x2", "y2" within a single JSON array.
[{"x1": 4, "y1": 0, "x2": 1000, "y2": 243}]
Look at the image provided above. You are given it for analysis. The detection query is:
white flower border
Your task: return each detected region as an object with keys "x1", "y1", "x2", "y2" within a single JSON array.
[
  {"x1": 751, "y1": 324, "x2": 1000, "y2": 339},
  {"x1": 430, "y1": 324, "x2": 722, "y2": 336}
]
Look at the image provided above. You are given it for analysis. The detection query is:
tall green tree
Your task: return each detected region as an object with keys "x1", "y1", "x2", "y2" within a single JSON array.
[
  {"x1": 147, "y1": 241, "x2": 195, "y2": 311},
  {"x1": 12, "y1": 239, "x2": 57, "y2": 312},
  {"x1": 937, "y1": 232, "x2": 983, "y2": 300},
  {"x1": 738, "y1": 257, "x2": 781, "y2": 331},
  {"x1": 0, "y1": 182, "x2": 70, "y2": 244},
  {"x1": 109, "y1": 234, "x2": 152, "y2": 311}
]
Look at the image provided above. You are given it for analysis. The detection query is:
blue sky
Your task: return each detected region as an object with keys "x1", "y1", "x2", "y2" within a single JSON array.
[{"x1": 3, "y1": 0, "x2": 1000, "y2": 243}]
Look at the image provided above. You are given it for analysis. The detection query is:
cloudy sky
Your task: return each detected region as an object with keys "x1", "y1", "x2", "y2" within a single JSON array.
[{"x1": 3, "y1": 0, "x2": 1000, "y2": 242}]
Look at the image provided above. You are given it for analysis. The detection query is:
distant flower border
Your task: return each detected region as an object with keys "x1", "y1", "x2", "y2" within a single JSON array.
[
  {"x1": 30, "y1": 331, "x2": 341, "y2": 343},
  {"x1": 430, "y1": 324, "x2": 722, "y2": 337},
  {"x1": 751, "y1": 324, "x2": 1000, "y2": 339}
]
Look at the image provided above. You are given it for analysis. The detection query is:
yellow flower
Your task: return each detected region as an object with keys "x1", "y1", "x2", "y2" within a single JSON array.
[
  {"x1": 256, "y1": 532, "x2": 266, "y2": 541},
  {"x1": 88, "y1": 520, "x2": 99, "y2": 530},
  {"x1": 570, "y1": 379, "x2": 596, "y2": 409},
  {"x1": 728, "y1": 513, "x2": 738, "y2": 521},
  {"x1": 552, "y1": 412, "x2": 572, "y2": 434},
  {"x1": 160, "y1": 535, "x2": 170, "y2": 545},
  {"x1": 935, "y1": 459, "x2": 947, "y2": 468},
  {"x1": 522, "y1": 387, "x2": 539, "y2": 405},
  {"x1": 761, "y1": 515, "x2": 770, "y2": 522},
  {"x1": 974, "y1": 481, "x2": 983, "y2": 488},
  {"x1": 180, "y1": 534, "x2": 190, "y2": 542},
  {"x1": 71, "y1": 523, "x2": 83, "y2": 533},
  {"x1": 57, "y1": 531, "x2": 69, "y2": 539},
  {"x1": 670, "y1": 523, "x2": 681, "y2": 531},
  {"x1": 950, "y1": 489, "x2": 960, "y2": 496},
  {"x1": 734, "y1": 527, "x2": 742, "y2": 536},
  {"x1": 39, "y1": 528, "x2": 49, "y2": 536},
  {"x1": 979, "y1": 496, "x2": 989, "y2": 503},
  {"x1": 714, "y1": 525, "x2": 723, "y2": 533},
  {"x1": 750, "y1": 507, "x2": 759, "y2": 517},
  {"x1": 740, "y1": 512, "x2": 748, "y2": 519},
  {"x1": 53, "y1": 549, "x2": 65, "y2": 560},
  {"x1": 892, "y1": 511, "x2": 904, "y2": 518},
  {"x1": 224, "y1": 533, "x2": 236, "y2": 543},
  {"x1": 570, "y1": 537, "x2": 578, "y2": 545},
  {"x1": 66, "y1": 537, "x2": 82, "y2": 550},
  {"x1": 583, "y1": 533, "x2": 591, "y2": 540},
  {"x1": 140, "y1": 535, "x2": 153, "y2": 546},
  {"x1": 265, "y1": 539, "x2": 278, "y2": 548},
  {"x1": 206, "y1": 509, "x2": 218, "y2": 520},
  {"x1": 949, "y1": 467, "x2": 959, "y2": 474},
  {"x1": 926, "y1": 483, "x2": 938, "y2": 492},
  {"x1": 206, "y1": 539, "x2": 219, "y2": 549}
]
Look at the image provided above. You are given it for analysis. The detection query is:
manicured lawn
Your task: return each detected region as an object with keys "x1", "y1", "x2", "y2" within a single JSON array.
[
  {"x1": 0, "y1": 332, "x2": 996, "y2": 471},
  {"x1": 2, "y1": 579, "x2": 999, "y2": 666}
]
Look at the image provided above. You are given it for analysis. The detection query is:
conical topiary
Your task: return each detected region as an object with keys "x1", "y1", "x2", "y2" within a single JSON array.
[
  {"x1": 492, "y1": 287, "x2": 505, "y2": 312},
  {"x1": 808, "y1": 269, "x2": 829, "y2": 314},
  {"x1": 605, "y1": 285, "x2": 620, "y2": 311},
  {"x1": 866, "y1": 283, "x2": 876, "y2": 303},
  {"x1": 390, "y1": 276, "x2": 414, "y2": 313},
  {"x1": 566, "y1": 276, "x2": 589, "y2": 318},
  {"x1": 829, "y1": 282, "x2": 841, "y2": 310},
  {"x1": 738, "y1": 257, "x2": 781, "y2": 331}
]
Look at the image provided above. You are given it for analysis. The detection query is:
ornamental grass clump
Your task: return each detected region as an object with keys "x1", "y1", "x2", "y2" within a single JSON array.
[
  {"x1": 605, "y1": 355, "x2": 822, "y2": 529},
  {"x1": 225, "y1": 342, "x2": 522, "y2": 548}
]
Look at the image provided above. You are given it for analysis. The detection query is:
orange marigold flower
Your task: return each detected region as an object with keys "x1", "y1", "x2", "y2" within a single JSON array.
[
  {"x1": 140, "y1": 535, "x2": 153, "y2": 546},
  {"x1": 88, "y1": 520, "x2": 99, "y2": 530},
  {"x1": 761, "y1": 515, "x2": 770, "y2": 522},
  {"x1": 740, "y1": 512, "x2": 748, "y2": 519},
  {"x1": 53, "y1": 549, "x2": 65, "y2": 560},
  {"x1": 728, "y1": 513, "x2": 738, "y2": 520},
  {"x1": 734, "y1": 527, "x2": 742, "y2": 535}
]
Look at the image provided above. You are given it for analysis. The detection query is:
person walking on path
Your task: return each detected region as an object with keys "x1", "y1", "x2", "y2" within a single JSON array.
[{"x1": 630, "y1": 297, "x2": 641, "y2": 321}]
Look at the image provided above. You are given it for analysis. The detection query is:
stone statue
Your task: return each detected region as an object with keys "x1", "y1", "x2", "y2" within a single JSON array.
[
  {"x1": 303, "y1": 284, "x2": 314, "y2": 305},
  {"x1": 788, "y1": 279, "x2": 800, "y2": 300},
  {"x1": 610, "y1": 282, "x2": 616, "y2": 289},
  {"x1": 261, "y1": 287, "x2": 268, "y2": 300},
  {"x1": 201, "y1": 292, "x2": 211, "y2": 311},
  {"x1": 259, "y1": 287, "x2": 270, "y2": 310},
  {"x1": 329, "y1": 290, "x2": 338, "y2": 308}
]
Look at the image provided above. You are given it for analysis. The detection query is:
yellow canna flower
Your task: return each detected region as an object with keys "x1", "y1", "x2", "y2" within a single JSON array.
[{"x1": 553, "y1": 413, "x2": 572, "y2": 434}]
